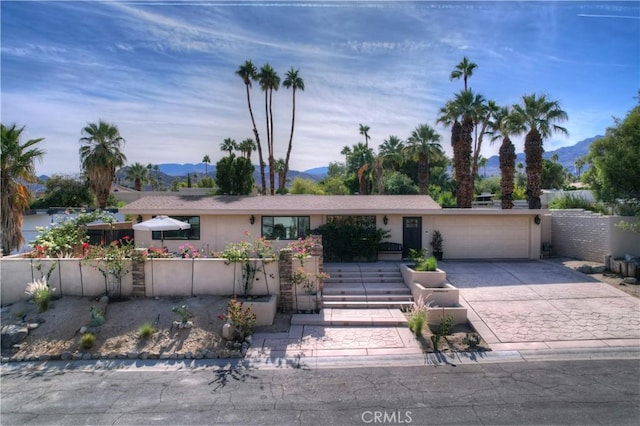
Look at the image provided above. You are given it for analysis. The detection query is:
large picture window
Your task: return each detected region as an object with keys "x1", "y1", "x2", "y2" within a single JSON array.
[
  {"x1": 262, "y1": 216, "x2": 310, "y2": 240},
  {"x1": 152, "y1": 216, "x2": 200, "y2": 241}
]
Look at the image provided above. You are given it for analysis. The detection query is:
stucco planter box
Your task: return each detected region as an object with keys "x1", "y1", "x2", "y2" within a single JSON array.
[
  {"x1": 408, "y1": 282, "x2": 459, "y2": 307},
  {"x1": 427, "y1": 305, "x2": 467, "y2": 326},
  {"x1": 399, "y1": 264, "x2": 447, "y2": 287},
  {"x1": 241, "y1": 294, "x2": 277, "y2": 326},
  {"x1": 294, "y1": 293, "x2": 320, "y2": 312}
]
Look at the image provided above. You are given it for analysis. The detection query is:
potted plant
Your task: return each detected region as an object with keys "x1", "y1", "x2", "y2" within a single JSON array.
[{"x1": 430, "y1": 230, "x2": 443, "y2": 261}]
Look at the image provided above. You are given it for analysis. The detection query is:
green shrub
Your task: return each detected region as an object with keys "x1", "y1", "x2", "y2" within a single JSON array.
[
  {"x1": 549, "y1": 193, "x2": 592, "y2": 210},
  {"x1": 89, "y1": 305, "x2": 105, "y2": 327},
  {"x1": 512, "y1": 185, "x2": 527, "y2": 200},
  {"x1": 79, "y1": 332, "x2": 95, "y2": 350},
  {"x1": 415, "y1": 256, "x2": 438, "y2": 272},
  {"x1": 138, "y1": 323, "x2": 155, "y2": 339}
]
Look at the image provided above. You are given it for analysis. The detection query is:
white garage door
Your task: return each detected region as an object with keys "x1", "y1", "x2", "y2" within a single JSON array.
[{"x1": 434, "y1": 216, "x2": 530, "y2": 259}]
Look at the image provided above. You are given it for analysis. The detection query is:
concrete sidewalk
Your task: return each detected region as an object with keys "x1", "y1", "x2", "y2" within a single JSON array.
[{"x1": 246, "y1": 260, "x2": 640, "y2": 365}]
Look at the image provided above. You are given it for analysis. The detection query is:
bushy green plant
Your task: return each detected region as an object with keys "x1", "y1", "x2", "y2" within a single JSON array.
[
  {"x1": 138, "y1": 323, "x2": 155, "y2": 339},
  {"x1": 408, "y1": 312, "x2": 425, "y2": 337},
  {"x1": 84, "y1": 236, "x2": 135, "y2": 297},
  {"x1": 415, "y1": 256, "x2": 438, "y2": 272},
  {"x1": 24, "y1": 278, "x2": 55, "y2": 313},
  {"x1": 172, "y1": 304, "x2": 193, "y2": 323},
  {"x1": 79, "y1": 332, "x2": 95, "y2": 350},
  {"x1": 548, "y1": 193, "x2": 593, "y2": 210},
  {"x1": 437, "y1": 313, "x2": 454, "y2": 336},
  {"x1": 462, "y1": 333, "x2": 481, "y2": 348},
  {"x1": 512, "y1": 185, "x2": 527, "y2": 200},
  {"x1": 218, "y1": 298, "x2": 256, "y2": 339},
  {"x1": 407, "y1": 248, "x2": 428, "y2": 264}
]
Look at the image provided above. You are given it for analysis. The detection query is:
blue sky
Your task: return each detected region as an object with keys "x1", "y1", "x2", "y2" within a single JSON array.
[{"x1": 2, "y1": 1, "x2": 638, "y2": 176}]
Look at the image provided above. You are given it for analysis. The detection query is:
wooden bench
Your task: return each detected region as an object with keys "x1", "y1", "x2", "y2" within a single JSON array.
[{"x1": 377, "y1": 242, "x2": 403, "y2": 261}]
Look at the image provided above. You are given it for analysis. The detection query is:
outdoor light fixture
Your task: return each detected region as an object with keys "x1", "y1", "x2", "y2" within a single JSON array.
[
  {"x1": 383, "y1": 215, "x2": 389, "y2": 225},
  {"x1": 534, "y1": 215, "x2": 541, "y2": 225},
  {"x1": 250, "y1": 215, "x2": 255, "y2": 225}
]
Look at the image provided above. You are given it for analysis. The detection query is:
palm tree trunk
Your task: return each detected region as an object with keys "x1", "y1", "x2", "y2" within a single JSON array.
[
  {"x1": 471, "y1": 112, "x2": 491, "y2": 184},
  {"x1": 268, "y1": 88, "x2": 276, "y2": 195},
  {"x1": 264, "y1": 90, "x2": 271, "y2": 195},
  {"x1": 451, "y1": 121, "x2": 463, "y2": 206},
  {"x1": 458, "y1": 116, "x2": 474, "y2": 208},
  {"x1": 418, "y1": 153, "x2": 428, "y2": 195},
  {"x1": 499, "y1": 137, "x2": 516, "y2": 209},
  {"x1": 525, "y1": 129, "x2": 543, "y2": 209},
  {"x1": 282, "y1": 87, "x2": 296, "y2": 193},
  {"x1": 245, "y1": 85, "x2": 266, "y2": 194}
]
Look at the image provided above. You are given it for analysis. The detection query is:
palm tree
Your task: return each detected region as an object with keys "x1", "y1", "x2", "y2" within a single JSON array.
[
  {"x1": 258, "y1": 63, "x2": 280, "y2": 195},
  {"x1": 471, "y1": 99, "x2": 499, "y2": 183},
  {"x1": 238, "y1": 138, "x2": 257, "y2": 160},
  {"x1": 512, "y1": 94, "x2": 568, "y2": 209},
  {"x1": 153, "y1": 164, "x2": 161, "y2": 190},
  {"x1": 574, "y1": 157, "x2": 586, "y2": 178},
  {"x1": 125, "y1": 162, "x2": 148, "y2": 191},
  {"x1": 1, "y1": 123, "x2": 45, "y2": 255},
  {"x1": 403, "y1": 124, "x2": 443, "y2": 195},
  {"x1": 359, "y1": 124, "x2": 371, "y2": 148},
  {"x1": 202, "y1": 154, "x2": 211, "y2": 177},
  {"x1": 282, "y1": 68, "x2": 304, "y2": 194},
  {"x1": 79, "y1": 120, "x2": 126, "y2": 209},
  {"x1": 489, "y1": 106, "x2": 522, "y2": 209},
  {"x1": 236, "y1": 60, "x2": 266, "y2": 194},
  {"x1": 478, "y1": 156, "x2": 488, "y2": 178},
  {"x1": 450, "y1": 56, "x2": 477, "y2": 91},
  {"x1": 437, "y1": 90, "x2": 479, "y2": 208},
  {"x1": 274, "y1": 158, "x2": 286, "y2": 193},
  {"x1": 220, "y1": 138, "x2": 237, "y2": 156},
  {"x1": 378, "y1": 135, "x2": 405, "y2": 171},
  {"x1": 551, "y1": 153, "x2": 559, "y2": 163}
]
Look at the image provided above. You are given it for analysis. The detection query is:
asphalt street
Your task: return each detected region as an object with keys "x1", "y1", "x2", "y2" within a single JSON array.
[{"x1": 1, "y1": 358, "x2": 639, "y2": 425}]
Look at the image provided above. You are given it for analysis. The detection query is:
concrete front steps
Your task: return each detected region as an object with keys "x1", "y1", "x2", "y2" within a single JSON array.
[{"x1": 322, "y1": 263, "x2": 414, "y2": 310}]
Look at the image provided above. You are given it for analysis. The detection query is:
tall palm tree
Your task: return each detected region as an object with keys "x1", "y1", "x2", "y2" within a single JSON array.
[
  {"x1": 1, "y1": 123, "x2": 45, "y2": 255},
  {"x1": 202, "y1": 154, "x2": 211, "y2": 177},
  {"x1": 449, "y1": 56, "x2": 477, "y2": 91},
  {"x1": 258, "y1": 63, "x2": 280, "y2": 194},
  {"x1": 359, "y1": 124, "x2": 371, "y2": 148},
  {"x1": 378, "y1": 135, "x2": 405, "y2": 171},
  {"x1": 471, "y1": 98, "x2": 499, "y2": 183},
  {"x1": 79, "y1": 120, "x2": 126, "y2": 209},
  {"x1": 512, "y1": 94, "x2": 568, "y2": 209},
  {"x1": 437, "y1": 90, "x2": 478, "y2": 208},
  {"x1": 574, "y1": 157, "x2": 586, "y2": 178},
  {"x1": 238, "y1": 138, "x2": 257, "y2": 160},
  {"x1": 125, "y1": 162, "x2": 148, "y2": 191},
  {"x1": 153, "y1": 164, "x2": 161, "y2": 190},
  {"x1": 220, "y1": 138, "x2": 237, "y2": 156},
  {"x1": 403, "y1": 124, "x2": 443, "y2": 195},
  {"x1": 274, "y1": 158, "x2": 286, "y2": 193},
  {"x1": 236, "y1": 60, "x2": 266, "y2": 194},
  {"x1": 489, "y1": 107, "x2": 522, "y2": 209},
  {"x1": 282, "y1": 68, "x2": 304, "y2": 194},
  {"x1": 478, "y1": 156, "x2": 488, "y2": 178}
]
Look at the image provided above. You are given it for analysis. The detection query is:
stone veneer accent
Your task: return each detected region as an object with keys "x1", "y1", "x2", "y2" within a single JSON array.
[{"x1": 278, "y1": 249, "x2": 293, "y2": 312}]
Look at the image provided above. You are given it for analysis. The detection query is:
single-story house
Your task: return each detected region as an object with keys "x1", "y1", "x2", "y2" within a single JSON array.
[{"x1": 119, "y1": 194, "x2": 545, "y2": 260}]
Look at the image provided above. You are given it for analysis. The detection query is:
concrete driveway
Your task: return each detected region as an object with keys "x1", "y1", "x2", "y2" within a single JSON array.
[{"x1": 441, "y1": 260, "x2": 640, "y2": 351}]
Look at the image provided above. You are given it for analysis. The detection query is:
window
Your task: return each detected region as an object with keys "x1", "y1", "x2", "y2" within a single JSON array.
[
  {"x1": 262, "y1": 216, "x2": 310, "y2": 240},
  {"x1": 327, "y1": 215, "x2": 376, "y2": 228},
  {"x1": 152, "y1": 216, "x2": 200, "y2": 241}
]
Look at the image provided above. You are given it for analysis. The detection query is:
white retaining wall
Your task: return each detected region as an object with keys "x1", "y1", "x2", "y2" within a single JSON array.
[{"x1": 551, "y1": 210, "x2": 639, "y2": 262}]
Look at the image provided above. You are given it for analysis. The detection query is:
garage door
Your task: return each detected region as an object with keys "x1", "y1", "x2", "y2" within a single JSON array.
[{"x1": 433, "y1": 216, "x2": 530, "y2": 259}]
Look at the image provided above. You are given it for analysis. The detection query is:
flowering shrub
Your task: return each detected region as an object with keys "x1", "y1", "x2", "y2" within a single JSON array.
[
  {"x1": 287, "y1": 236, "x2": 317, "y2": 265},
  {"x1": 291, "y1": 267, "x2": 329, "y2": 295},
  {"x1": 83, "y1": 236, "x2": 135, "y2": 298},
  {"x1": 221, "y1": 232, "x2": 276, "y2": 296},
  {"x1": 178, "y1": 243, "x2": 202, "y2": 258},
  {"x1": 218, "y1": 298, "x2": 256, "y2": 339},
  {"x1": 144, "y1": 247, "x2": 174, "y2": 258},
  {"x1": 30, "y1": 210, "x2": 115, "y2": 258}
]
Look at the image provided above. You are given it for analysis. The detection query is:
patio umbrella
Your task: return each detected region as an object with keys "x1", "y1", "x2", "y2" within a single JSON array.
[{"x1": 133, "y1": 215, "x2": 191, "y2": 247}]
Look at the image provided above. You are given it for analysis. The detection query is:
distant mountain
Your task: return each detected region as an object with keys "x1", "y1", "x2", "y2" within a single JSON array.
[
  {"x1": 480, "y1": 136, "x2": 602, "y2": 178},
  {"x1": 304, "y1": 166, "x2": 329, "y2": 176}
]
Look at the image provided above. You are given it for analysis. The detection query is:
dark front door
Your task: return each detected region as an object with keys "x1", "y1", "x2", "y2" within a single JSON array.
[{"x1": 402, "y1": 217, "x2": 422, "y2": 258}]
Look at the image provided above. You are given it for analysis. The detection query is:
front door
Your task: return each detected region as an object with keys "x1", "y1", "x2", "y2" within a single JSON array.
[{"x1": 402, "y1": 217, "x2": 422, "y2": 258}]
